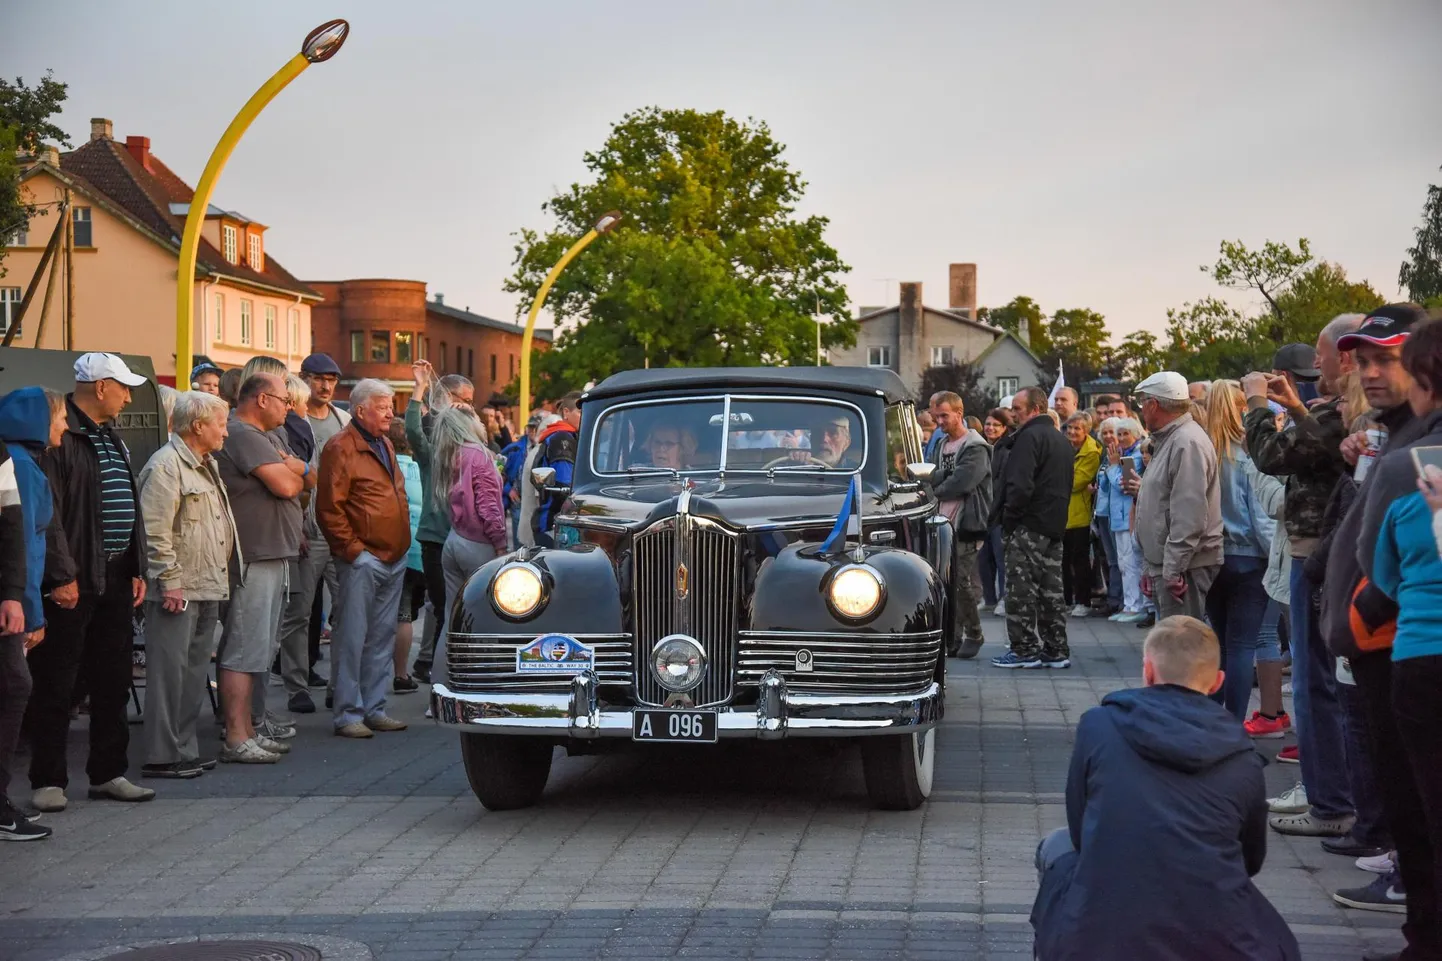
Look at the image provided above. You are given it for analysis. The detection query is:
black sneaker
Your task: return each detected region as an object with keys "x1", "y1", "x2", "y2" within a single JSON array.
[
  {"x1": 306, "y1": 670, "x2": 326, "y2": 689},
  {"x1": 394, "y1": 675, "x2": 419, "y2": 694},
  {"x1": 289, "y1": 691, "x2": 316, "y2": 714},
  {"x1": 1134, "y1": 612, "x2": 1157, "y2": 629},
  {"x1": 1040, "y1": 654, "x2": 1072, "y2": 669},
  {"x1": 0, "y1": 801, "x2": 53, "y2": 841},
  {"x1": 1334, "y1": 871, "x2": 1406, "y2": 914},
  {"x1": 325, "y1": 693, "x2": 333, "y2": 710},
  {"x1": 412, "y1": 662, "x2": 432, "y2": 684},
  {"x1": 188, "y1": 757, "x2": 218, "y2": 771},
  {"x1": 1322, "y1": 834, "x2": 1388, "y2": 858},
  {"x1": 954, "y1": 637, "x2": 985, "y2": 660},
  {"x1": 141, "y1": 761, "x2": 202, "y2": 779}
]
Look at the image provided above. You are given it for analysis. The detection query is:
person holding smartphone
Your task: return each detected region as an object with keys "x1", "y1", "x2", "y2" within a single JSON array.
[
  {"x1": 1100, "y1": 417, "x2": 1147, "y2": 623},
  {"x1": 136, "y1": 391, "x2": 241, "y2": 778}
]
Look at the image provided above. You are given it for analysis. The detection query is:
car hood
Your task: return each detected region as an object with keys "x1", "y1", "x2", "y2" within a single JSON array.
[{"x1": 569, "y1": 476, "x2": 865, "y2": 531}]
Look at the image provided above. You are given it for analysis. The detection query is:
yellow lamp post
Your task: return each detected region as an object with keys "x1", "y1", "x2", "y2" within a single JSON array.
[
  {"x1": 174, "y1": 19, "x2": 349, "y2": 381},
  {"x1": 518, "y1": 211, "x2": 622, "y2": 426}
]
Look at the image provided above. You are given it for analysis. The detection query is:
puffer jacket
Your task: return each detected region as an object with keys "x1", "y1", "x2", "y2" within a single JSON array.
[
  {"x1": 136, "y1": 432, "x2": 240, "y2": 601},
  {"x1": 1135, "y1": 413, "x2": 1222, "y2": 580},
  {"x1": 397, "y1": 453, "x2": 424, "y2": 573},
  {"x1": 1244, "y1": 396, "x2": 1348, "y2": 558},
  {"x1": 1068, "y1": 435, "x2": 1101, "y2": 530}
]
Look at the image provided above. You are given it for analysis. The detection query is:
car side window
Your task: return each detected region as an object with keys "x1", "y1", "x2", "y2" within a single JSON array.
[{"x1": 884, "y1": 404, "x2": 910, "y2": 484}]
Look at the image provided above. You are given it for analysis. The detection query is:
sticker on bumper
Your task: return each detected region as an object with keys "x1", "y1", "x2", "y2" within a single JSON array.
[{"x1": 516, "y1": 634, "x2": 595, "y2": 674}]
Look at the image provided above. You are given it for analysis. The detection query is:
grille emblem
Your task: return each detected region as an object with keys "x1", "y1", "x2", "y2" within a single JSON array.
[
  {"x1": 795, "y1": 649, "x2": 814, "y2": 673},
  {"x1": 675, "y1": 562, "x2": 689, "y2": 599}
]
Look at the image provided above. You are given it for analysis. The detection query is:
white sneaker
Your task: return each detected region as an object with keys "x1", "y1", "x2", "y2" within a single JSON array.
[
  {"x1": 1357, "y1": 851, "x2": 1395, "y2": 874},
  {"x1": 993, "y1": 601, "x2": 1006, "y2": 617},
  {"x1": 976, "y1": 600, "x2": 989, "y2": 612},
  {"x1": 1268, "y1": 782, "x2": 1308, "y2": 814},
  {"x1": 1281, "y1": 682, "x2": 1293, "y2": 696},
  {"x1": 1069, "y1": 604, "x2": 1092, "y2": 618}
]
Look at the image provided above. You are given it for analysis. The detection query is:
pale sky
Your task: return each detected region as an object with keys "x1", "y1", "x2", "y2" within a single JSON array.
[{"x1": 4, "y1": 0, "x2": 1440, "y2": 339}]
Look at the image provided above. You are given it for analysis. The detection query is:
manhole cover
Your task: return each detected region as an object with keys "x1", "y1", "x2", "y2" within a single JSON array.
[{"x1": 103, "y1": 942, "x2": 323, "y2": 961}]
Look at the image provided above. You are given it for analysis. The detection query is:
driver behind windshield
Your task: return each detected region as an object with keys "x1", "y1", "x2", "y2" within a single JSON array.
[
  {"x1": 638, "y1": 424, "x2": 697, "y2": 470},
  {"x1": 815, "y1": 414, "x2": 857, "y2": 467}
]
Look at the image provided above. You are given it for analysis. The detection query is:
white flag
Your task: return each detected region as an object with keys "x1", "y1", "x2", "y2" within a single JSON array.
[{"x1": 1048, "y1": 359, "x2": 1066, "y2": 407}]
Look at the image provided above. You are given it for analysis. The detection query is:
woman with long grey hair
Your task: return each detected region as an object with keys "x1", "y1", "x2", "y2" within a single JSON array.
[{"x1": 431, "y1": 407, "x2": 508, "y2": 665}]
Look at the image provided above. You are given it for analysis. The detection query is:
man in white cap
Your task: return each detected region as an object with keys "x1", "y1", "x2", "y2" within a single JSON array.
[
  {"x1": 1127, "y1": 371, "x2": 1222, "y2": 620},
  {"x1": 24, "y1": 352, "x2": 154, "y2": 810}
]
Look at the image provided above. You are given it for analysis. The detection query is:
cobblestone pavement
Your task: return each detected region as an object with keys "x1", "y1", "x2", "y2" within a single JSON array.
[{"x1": 1, "y1": 614, "x2": 1403, "y2": 960}]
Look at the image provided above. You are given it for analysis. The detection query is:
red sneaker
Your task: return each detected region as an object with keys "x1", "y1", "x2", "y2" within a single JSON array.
[
  {"x1": 1277, "y1": 744, "x2": 1300, "y2": 764},
  {"x1": 1245, "y1": 711, "x2": 1290, "y2": 739}
]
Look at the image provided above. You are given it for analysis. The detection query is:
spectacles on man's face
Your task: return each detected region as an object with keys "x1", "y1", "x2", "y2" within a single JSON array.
[{"x1": 260, "y1": 392, "x2": 291, "y2": 407}]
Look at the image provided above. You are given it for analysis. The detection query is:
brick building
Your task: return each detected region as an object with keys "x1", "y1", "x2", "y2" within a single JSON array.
[{"x1": 307, "y1": 279, "x2": 550, "y2": 407}]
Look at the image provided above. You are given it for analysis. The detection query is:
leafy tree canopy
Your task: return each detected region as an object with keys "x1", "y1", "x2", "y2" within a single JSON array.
[
  {"x1": 1400, "y1": 169, "x2": 1442, "y2": 306},
  {"x1": 919, "y1": 361, "x2": 997, "y2": 420},
  {"x1": 505, "y1": 107, "x2": 853, "y2": 398},
  {"x1": 977, "y1": 296, "x2": 1049, "y2": 358},
  {"x1": 0, "y1": 70, "x2": 69, "y2": 277}
]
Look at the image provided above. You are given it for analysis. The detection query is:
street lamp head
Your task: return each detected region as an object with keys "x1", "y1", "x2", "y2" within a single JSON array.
[
  {"x1": 302, "y1": 19, "x2": 349, "y2": 63},
  {"x1": 593, "y1": 211, "x2": 623, "y2": 235}
]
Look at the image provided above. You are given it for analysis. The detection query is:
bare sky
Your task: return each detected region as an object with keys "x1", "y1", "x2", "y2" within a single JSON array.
[{"x1": 5, "y1": 0, "x2": 1440, "y2": 338}]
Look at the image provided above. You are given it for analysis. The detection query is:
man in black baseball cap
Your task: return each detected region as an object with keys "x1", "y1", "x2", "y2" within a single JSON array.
[
  {"x1": 1336, "y1": 303, "x2": 1433, "y2": 409},
  {"x1": 1271, "y1": 343, "x2": 1320, "y2": 382}
]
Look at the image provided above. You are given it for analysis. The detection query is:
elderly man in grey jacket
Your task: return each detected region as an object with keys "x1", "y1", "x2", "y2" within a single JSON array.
[
  {"x1": 1130, "y1": 372, "x2": 1223, "y2": 620},
  {"x1": 927, "y1": 392, "x2": 993, "y2": 659}
]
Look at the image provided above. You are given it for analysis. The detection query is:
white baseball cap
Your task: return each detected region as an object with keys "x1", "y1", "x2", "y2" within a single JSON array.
[
  {"x1": 1132, "y1": 371, "x2": 1188, "y2": 402},
  {"x1": 74, "y1": 352, "x2": 147, "y2": 387}
]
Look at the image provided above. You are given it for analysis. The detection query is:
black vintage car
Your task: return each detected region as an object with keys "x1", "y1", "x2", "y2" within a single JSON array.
[{"x1": 430, "y1": 367, "x2": 951, "y2": 811}]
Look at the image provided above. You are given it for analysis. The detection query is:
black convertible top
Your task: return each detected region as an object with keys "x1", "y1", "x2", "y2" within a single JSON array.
[{"x1": 584, "y1": 366, "x2": 912, "y2": 405}]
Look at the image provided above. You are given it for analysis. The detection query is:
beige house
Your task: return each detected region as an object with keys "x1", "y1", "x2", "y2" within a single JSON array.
[
  {"x1": 829, "y1": 266, "x2": 1045, "y2": 400},
  {"x1": 2, "y1": 118, "x2": 320, "y2": 383}
]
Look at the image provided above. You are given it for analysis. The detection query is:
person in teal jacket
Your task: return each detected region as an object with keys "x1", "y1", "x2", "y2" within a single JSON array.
[
  {"x1": 388, "y1": 420, "x2": 427, "y2": 694},
  {"x1": 404, "y1": 363, "x2": 454, "y2": 683}
]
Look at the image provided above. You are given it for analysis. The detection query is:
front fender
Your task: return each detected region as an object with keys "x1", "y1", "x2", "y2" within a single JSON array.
[
  {"x1": 450, "y1": 544, "x2": 624, "y2": 637},
  {"x1": 749, "y1": 544, "x2": 943, "y2": 635}
]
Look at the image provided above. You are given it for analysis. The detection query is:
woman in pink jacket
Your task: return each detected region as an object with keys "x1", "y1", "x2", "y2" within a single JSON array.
[{"x1": 431, "y1": 408, "x2": 508, "y2": 665}]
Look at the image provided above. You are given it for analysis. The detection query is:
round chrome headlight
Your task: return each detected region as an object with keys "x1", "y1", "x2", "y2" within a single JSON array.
[
  {"x1": 651, "y1": 635, "x2": 707, "y2": 693},
  {"x1": 828, "y1": 564, "x2": 884, "y2": 621},
  {"x1": 491, "y1": 563, "x2": 545, "y2": 619}
]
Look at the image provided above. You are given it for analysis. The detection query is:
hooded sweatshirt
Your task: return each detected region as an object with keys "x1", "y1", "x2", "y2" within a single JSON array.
[
  {"x1": 927, "y1": 427, "x2": 991, "y2": 538},
  {"x1": 1031, "y1": 684, "x2": 1299, "y2": 961},
  {"x1": 0, "y1": 388, "x2": 53, "y2": 631}
]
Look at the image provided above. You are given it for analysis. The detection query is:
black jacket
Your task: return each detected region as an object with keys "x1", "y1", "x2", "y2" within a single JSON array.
[
  {"x1": 991, "y1": 415, "x2": 1074, "y2": 538},
  {"x1": 42, "y1": 394, "x2": 143, "y2": 596},
  {"x1": 0, "y1": 444, "x2": 25, "y2": 608},
  {"x1": 1031, "y1": 685, "x2": 1299, "y2": 961}
]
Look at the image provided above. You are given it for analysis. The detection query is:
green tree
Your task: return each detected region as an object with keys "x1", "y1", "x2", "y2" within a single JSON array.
[
  {"x1": 0, "y1": 70, "x2": 70, "y2": 276},
  {"x1": 977, "y1": 295, "x2": 1050, "y2": 357},
  {"x1": 1271, "y1": 261, "x2": 1383, "y2": 343},
  {"x1": 1202, "y1": 238, "x2": 1313, "y2": 341},
  {"x1": 1109, "y1": 330, "x2": 1165, "y2": 381},
  {"x1": 1400, "y1": 169, "x2": 1442, "y2": 306},
  {"x1": 505, "y1": 107, "x2": 852, "y2": 397},
  {"x1": 1162, "y1": 296, "x2": 1265, "y2": 379},
  {"x1": 1047, "y1": 307, "x2": 1110, "y2": 376},
  {"x1": 919, "y1": 361, "x2": 996, "y2": 420}
]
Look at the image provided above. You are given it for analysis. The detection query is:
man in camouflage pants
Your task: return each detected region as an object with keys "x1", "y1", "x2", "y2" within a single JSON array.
[{"x1": 989, "y1": 387, "x2": 1076, "y2": 669}]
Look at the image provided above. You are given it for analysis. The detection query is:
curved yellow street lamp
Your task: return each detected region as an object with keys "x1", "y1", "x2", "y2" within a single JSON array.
[
  {"x1": 174, "y1": 19, "x2": 349, "y2": 380},
  {"x1": 518, "y1": 211, "x2": 622, "y2": 425}
]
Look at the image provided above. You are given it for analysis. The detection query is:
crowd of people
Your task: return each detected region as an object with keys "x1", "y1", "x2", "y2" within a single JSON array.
[{"x1": 0, "y1": 349, "x2": 570, "y2": 841}]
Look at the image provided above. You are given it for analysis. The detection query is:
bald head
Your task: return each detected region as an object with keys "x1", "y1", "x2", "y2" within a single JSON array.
[{"x1": 1142, "y1": 616, "x2": 1223, "y2": 694}]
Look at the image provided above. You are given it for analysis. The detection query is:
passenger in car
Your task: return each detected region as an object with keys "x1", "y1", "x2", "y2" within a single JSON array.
[{"x1": 638, "y1": 425, "x2": 697, "y2": 470}]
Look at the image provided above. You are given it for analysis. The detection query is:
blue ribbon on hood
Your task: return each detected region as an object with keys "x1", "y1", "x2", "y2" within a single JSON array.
[{"x1": 820, "y1": 474, "x2": 860, "y2": 554}]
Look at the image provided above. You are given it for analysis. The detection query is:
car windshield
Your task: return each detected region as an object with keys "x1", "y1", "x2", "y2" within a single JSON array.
[{"x1": 591, "y1": 395, "x2": 865, "y2": 475}]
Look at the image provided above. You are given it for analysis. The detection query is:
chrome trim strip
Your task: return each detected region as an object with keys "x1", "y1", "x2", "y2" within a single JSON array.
[{"x1": 739, "y1": 629, "x2": 943, "y2": 640}]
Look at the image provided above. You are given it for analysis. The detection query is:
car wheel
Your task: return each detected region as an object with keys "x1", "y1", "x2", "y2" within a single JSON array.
[
  {"x1": 861, "y1": 728, "x2": 935, "y2": 811},
  {"x1": 460, "y1": 734, "x2": 554, "y2": 811}
]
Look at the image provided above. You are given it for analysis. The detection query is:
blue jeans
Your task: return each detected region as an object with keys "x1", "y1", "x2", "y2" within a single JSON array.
[
  {"x1": 1094, "y1": 517, "x2": 1123, "y2": 611},
  {"x1": 978, "y1": 525, "x2": 1006, "y2": 606},
  {"x1": 1255, "y1": 598, "x2": 1284, "y2": 662},
  {"x1": 1289, "y1": 562, "x2": 1354, "y2": 820},
  {"x1": 1204, "y1": 555, "x2": 1269, "y2": 721}
]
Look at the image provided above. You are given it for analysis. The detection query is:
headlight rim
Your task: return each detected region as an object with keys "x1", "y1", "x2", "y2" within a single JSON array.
[
  {"x1": 826, "y1": 562, "x2": 886, "y2": 624},
  {"x1": 649, "y1": 633, "x2": 709, "y2": 694},
  {"x1": 489, "y1": 561, "x2": 548, "y2": 621}
]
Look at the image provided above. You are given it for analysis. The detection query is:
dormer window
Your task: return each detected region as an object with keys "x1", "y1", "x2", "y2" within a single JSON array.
[
  {"x1": 247, "y1": 232, "x2": 263, "y2": 271},
  {"x1": 222, "y1": 224, "x2": 238, "y2": 264}
]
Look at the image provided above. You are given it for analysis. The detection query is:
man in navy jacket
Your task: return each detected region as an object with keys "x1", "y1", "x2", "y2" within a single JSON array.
[{"x1": 1031, "y1": 615, "x2": 1300, "y2": 961}]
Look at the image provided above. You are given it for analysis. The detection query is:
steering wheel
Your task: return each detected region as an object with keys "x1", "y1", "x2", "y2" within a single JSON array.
[{"x1": 763, "y1": 453, "x2": 832, "y2": 469}]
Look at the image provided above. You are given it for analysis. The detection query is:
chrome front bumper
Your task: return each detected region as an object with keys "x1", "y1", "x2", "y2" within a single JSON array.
[{"x1": 429, "y1": 670, "x2": 942, "y2": 739}]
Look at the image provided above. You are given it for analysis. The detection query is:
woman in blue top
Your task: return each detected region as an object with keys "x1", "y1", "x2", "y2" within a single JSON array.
[
  {"x1": 1203, "y1": 380, "x2": 1280, "y2": 721},
  {"x1": 1099, "y1": 417, "x2": 1146, "y2": 623}
]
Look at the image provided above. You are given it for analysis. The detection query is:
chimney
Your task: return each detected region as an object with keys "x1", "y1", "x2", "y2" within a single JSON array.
[
  {"x1": 898, "y1": 281, "x2": 924, "y2": 388},
  {"x1": 948, "y1": 263, "x2": 977, "y2": 317},
  {"x1": 434, "y1": 293, "x2": 444, "y2": 305},
  {"x1": 90, "y1": 118, "x2": 113, "y2": 142},
  {"x1": 1018, "y1": 316, "x2": 1031, "y2": 346},
  {"x1": 125, "y1": 135, "x2": 153, "y2": 173},
  {"x1": 35, "y1": 145, "x2": 60, "y2": 168}
]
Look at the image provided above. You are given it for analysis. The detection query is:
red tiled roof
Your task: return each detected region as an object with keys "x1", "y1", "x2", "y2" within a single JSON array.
[{"x1": 57, "y1": 138, "x2": 320, "y2": 300}]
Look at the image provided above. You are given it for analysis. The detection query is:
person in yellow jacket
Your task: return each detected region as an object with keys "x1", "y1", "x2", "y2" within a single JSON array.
[{"x1": 1063, "y1": 413, "x2": 1102, "y2": 617}]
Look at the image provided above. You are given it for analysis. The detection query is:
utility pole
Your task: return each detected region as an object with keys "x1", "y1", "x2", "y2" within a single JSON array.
[{"x1": 64, "y1": 188, "x2": 75, "y2": 349}]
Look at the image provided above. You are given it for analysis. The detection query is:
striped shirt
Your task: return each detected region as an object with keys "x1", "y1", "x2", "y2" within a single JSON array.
[{"x1": 86, "y1": 423, "x2": 135, "y2": 554}]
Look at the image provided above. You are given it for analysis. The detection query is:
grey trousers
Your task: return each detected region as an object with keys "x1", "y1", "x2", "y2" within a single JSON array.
[
  {"x1": 439, "y1": 532, "x2": 497, "y2": 672},
  {"x1": 141, "y1": 599, "x2": 221, "y2": 766},
  {"x1": 1153, "y1": 566, "x2": 1219, "y2": 622},
  {"x1": 277, "y1": 535, "x2": 330, "y2": 697},
  {"x1": 216, "y1": 559, "x2": 290, "y2": 722},
  {"x1": 331, "y1": 551, "x2": 407, "y2": 728}
]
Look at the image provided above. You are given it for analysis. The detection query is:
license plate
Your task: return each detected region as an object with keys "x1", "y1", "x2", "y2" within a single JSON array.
[{"x1": 632, "y1": 708, "x2": 718, "y2": 743}]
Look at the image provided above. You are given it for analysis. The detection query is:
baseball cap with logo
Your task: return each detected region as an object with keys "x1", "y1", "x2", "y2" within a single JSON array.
[
  {"x1": 74, "y1": 352, "x2": 147, "y2": 387},
  {"x1": 1132, "y1": 371, "x2": 1189, "y2": 402},
  {"x1": 1271, "y1": 343, "x2": 1320, "y2": 381},
  {"x1": 1335, "y1": 303, "x2": 1432, "y2": 352}
]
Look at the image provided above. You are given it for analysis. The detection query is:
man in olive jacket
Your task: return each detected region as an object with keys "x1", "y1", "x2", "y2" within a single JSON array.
[{"x1": 927, "y1": 392, "x2": 992, "y2": 659}]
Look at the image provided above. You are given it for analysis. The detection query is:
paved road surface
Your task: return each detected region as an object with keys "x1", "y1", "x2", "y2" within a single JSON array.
[{"x1": 1, "y1": 613, "x2": 1402, "y2": 960}]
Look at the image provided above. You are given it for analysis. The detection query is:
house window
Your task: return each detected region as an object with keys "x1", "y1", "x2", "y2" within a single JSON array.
[
  {"x1": 239, "y1": 299, "x2": 252, "y2": 346},
  {"x1": 489, "y1": 353, "x2": 497, "y2": 382},
  {"x1": 213, "y1": 293, "x2": 225, "y2": 343},
  {"x1": 866, "y1": 345, "x2": 892, "y2": 368},
  {"x1": 509, "y1": 354, "x2": 516, "y2": 378},
  {"x1": 72, "y1": 207, "x2": 92, "y2": 247},
  {"x1": 247, "y1": 233, "x2": 263, "y2": 271},
  {"x1": 7, "y1": 222, "x2": 26, "y2": 246},
  {"x1": 439, "y1": 342, "x2": 448, "y2": 372},
  {"x1": 371, "y1": 330, "x2": 390, "y2": 363},
  {"x1": 350, "y1": 331, "x2": 365, "y2": 363},
  {"x1": 395, "y1": 331, "x2": 413, "y2": 365},
  {"x1": 288, "y1": 308, "x2": 299, "y2": 353},
  {"x1": 420, "y1": 337, "x2": 429, "y2": 361},
  {"x1": 0, "y1": 287, "x2": 22, "y2": 337},
  {"x1": 222, "y1": 224, "x2": 237, "y2": 264},
  {"x1": 997, "y1": 376, "x2": 1019, "y2": 397},
  {"x1": 930, "y1": 345, "x2": 954, "y2": 366},
  {"x1": 263, "y1": 305, "x2": 277, "y2": 349},
  {"x1": 467, "y1": 349, "x2": 474, "y2": 379}
]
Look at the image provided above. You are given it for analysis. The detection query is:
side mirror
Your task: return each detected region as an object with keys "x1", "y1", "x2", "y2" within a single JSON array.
[
  {"x1": 907, "y1": 462, "x2": 935, "y2": 481},
  {"x1": 530, "y1": 466, "x2": 557, "y2": 490}
]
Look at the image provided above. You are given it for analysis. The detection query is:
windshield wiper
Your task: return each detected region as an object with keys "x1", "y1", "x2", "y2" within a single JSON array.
[{"x1": 624, "y1": 466, "x2": 680, "y2": 479}]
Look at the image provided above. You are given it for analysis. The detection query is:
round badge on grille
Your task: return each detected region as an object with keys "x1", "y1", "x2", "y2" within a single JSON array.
[{"x1": 101, "y1": 942, "x2": 323, "y2": 961}]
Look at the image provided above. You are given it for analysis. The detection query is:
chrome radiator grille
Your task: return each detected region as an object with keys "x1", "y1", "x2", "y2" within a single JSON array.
[
  {"x1": 633, "y1": 520, "x2": 740, "y2": 707},
  {"x1": 736, "y1": 631, "x2": 942, "y2": 695},
  {"x1": 445, "y1": 634, "x2": 632, "y2": 693}
]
